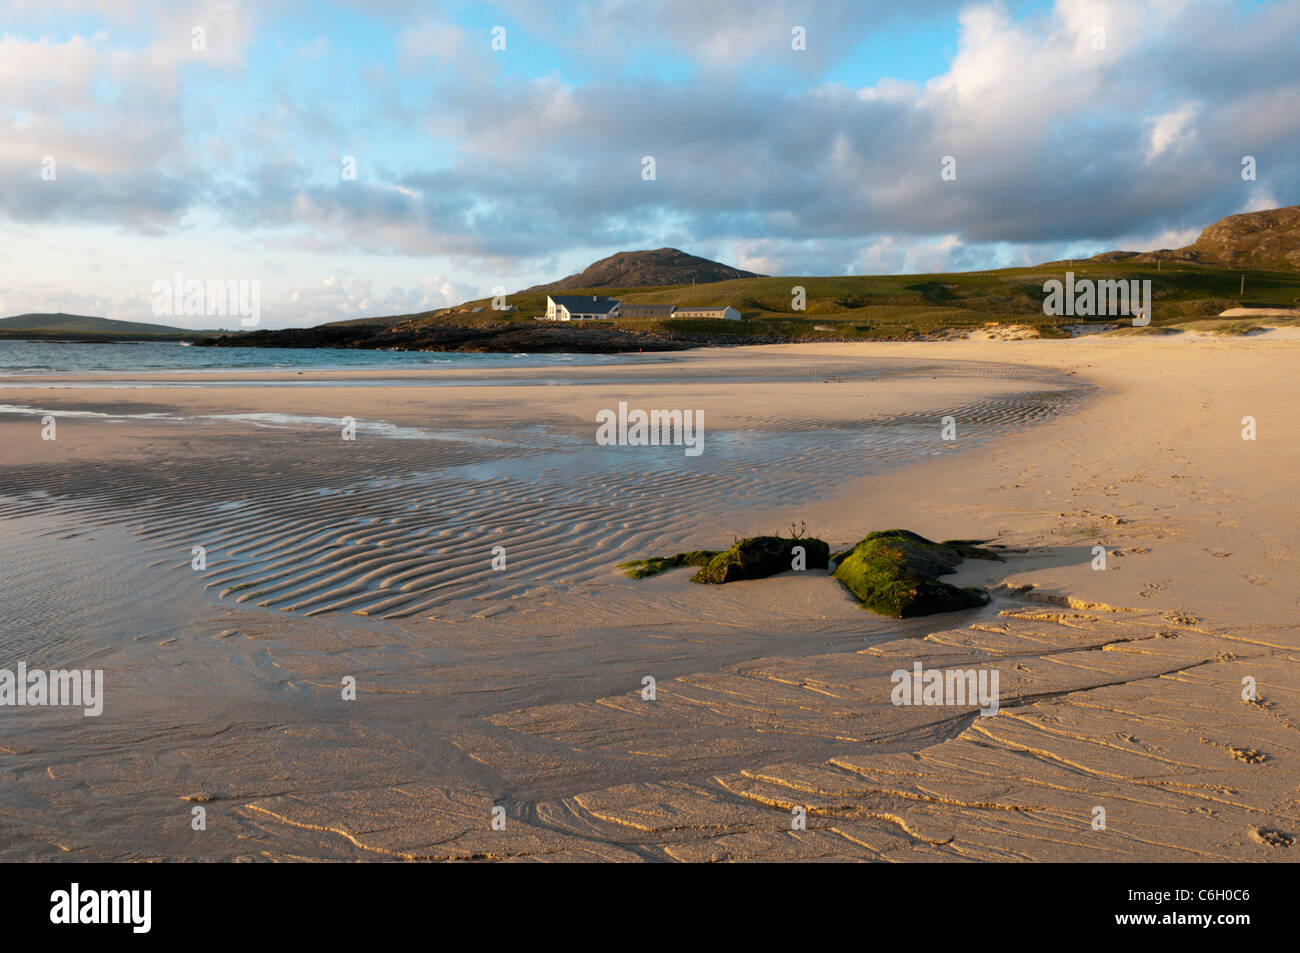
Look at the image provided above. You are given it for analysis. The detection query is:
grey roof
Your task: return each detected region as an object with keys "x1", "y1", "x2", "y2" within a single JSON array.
[
  {"x1": 549, "y1": 294, "x2": 620, "y2": 314},
  {"x1": 619, "y1": 303, "x2": 676, "y2": 315}
]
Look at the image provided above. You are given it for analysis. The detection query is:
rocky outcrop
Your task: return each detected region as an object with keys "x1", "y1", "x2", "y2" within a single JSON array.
[{"x1": 1087, "y1": 205, "x2": 1300, "y2": 272}]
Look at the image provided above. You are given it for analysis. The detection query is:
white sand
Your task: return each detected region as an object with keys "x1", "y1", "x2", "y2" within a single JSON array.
[{"x1": 0, "y1": 335, "x2": 1295, "y2": 861}]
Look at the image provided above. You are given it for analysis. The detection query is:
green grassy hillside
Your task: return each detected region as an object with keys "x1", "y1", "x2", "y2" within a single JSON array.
[{"x1": 396, "y1": 261, "x2": 1300, "y2": 341}]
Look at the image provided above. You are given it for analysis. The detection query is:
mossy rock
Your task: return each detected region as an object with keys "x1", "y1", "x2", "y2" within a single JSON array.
[
  {"x1": 831, "y1": 529, "x2": 999, "y2": 617},
  {"x1": 619, "y1": 549, "x2": 718, "y2": 579},
  {"x1": 691, "y1": 535, "x2": 829, "y2": 584}
]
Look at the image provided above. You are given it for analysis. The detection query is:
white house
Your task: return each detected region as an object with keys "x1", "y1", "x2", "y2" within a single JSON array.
[
  {"x1": 546, "y1": 295, "x2": 621, "y2": 321},
  {"x1": 540, "y1": 295, "x2": 743, "y2": 322}
]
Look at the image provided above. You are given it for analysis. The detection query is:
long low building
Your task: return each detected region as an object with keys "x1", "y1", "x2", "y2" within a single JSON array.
[
  {"x1": 671, "y1": 306, "x2": 742, "y2": 321},
  {"x1": 617, "y1": 303, "x2": 676, "y2": 319},
  {"x1": 543, "y1": 296, "x2": 741, "y2": 321}
]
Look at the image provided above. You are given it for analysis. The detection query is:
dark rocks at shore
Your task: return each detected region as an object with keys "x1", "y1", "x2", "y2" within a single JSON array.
[{"x1": 194, "y1": 320, "x2": 775, "y2": 354}]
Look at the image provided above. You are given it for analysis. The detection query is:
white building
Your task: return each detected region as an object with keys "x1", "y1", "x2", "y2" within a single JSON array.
[
  {"x1": 541, "y1": 295, "x2": 743, "y2": 322},
  {"x1": 671, "y1": 306, "x2": 742, "y2": 321},
  {"x1": 546, "y1": 295, "x2": 621, "y2": 321}
]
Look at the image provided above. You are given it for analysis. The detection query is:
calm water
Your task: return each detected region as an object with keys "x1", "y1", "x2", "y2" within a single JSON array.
[{"x1": 0, "y1": 339, "x2": 640, "y2": 374}]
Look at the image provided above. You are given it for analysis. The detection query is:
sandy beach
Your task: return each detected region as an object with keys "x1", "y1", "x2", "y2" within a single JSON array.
[{"x1": 0, "y1": 336, "x2": 1296, "y2": 861}]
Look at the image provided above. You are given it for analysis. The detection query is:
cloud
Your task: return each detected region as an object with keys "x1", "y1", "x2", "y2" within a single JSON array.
[
  {"x1": 273, "y1": 271, "x2": 475, "y2": 325},
  {"x1": 230, "y1": 0, "x2": 1299, "y2": 264},
  {"x1": 2, "y1": 0, "x2": 1299, "y2": 325},
  {"x1": 1146, "y1": 104, "x2": 1199, "y2": 162},
  {"x1": 0, "y1": 1, "x2": 259, "y2": 224}
]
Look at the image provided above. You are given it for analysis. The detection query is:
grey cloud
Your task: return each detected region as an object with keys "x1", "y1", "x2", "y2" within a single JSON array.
[{"x1": 5, "y1": 0, "x2": 1298, "y2": 280}]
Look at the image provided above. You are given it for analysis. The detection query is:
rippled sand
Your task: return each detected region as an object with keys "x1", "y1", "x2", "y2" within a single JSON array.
[
  {"x1": 0, "y1": 341, "x2": 1295, "y2": 861},
  {"x1": 0, "y1": 356, "x2": 1084, "y2": 621}
]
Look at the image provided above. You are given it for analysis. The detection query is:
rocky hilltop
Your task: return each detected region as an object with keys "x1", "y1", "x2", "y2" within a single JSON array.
[
  {"x1": 523, "y1": 248, "x2": 759, "y2": 293},
  {"x1": 1090, "y1": 205, "x2": 1300, "y2": 271}
]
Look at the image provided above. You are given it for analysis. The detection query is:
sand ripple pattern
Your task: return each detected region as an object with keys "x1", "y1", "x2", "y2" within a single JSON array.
[{"x1": 0, "y1": 365, "x2": 1091, "y2": 619}]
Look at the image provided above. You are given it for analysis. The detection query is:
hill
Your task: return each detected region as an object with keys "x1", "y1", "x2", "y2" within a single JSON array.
[
  {"x1": 0, "y1": 313, "x2": 214, "y2": 340},
  {"x1": 205, "y1": 257, "x2": 1300, "y2": 352},
  {"x1": 316, "y1": 247, "x2": 761, "y2": 331},
  {"x1": 204, "y1": 206, "x2": 1300, "y2": 351},
  {"x1": 1182, "y1": 205, "x2": 1300, "y2": 270},
  {"x1": 1088, "y1": 205, "x2": 1300, "y2": 271},
  {"x1": 521, "y1": 248, "x2": 759, "y2": 293}
]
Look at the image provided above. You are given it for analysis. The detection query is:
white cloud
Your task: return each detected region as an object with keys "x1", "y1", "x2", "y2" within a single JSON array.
[
  {"x1": 1239, "y1": 189, "x2": 1279, "y2": 214},
  {"x1": 1145, "y1": 103, "x2": 1199, "y2": 162},
  {"x1": 2, "y1": 0, "x2": 1299, "y2": 325}
]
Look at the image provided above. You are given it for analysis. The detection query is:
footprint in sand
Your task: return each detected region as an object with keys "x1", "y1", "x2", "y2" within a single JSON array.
[
  {"x1": 1228, "y1": 745, "x2": 1267, "y2": 764},
  {"x1": 1249, "y1": 827, "x2": 1294, "y2": 847}
]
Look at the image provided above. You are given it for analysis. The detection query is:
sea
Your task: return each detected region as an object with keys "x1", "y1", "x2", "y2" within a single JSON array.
[{"x1": 0, "y1": 339, "x2": 638, "y2": 375}]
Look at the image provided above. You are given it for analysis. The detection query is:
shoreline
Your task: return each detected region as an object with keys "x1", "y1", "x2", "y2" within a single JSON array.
[{"x1": 5, "y1": 318, "x2": 1300, "y2": 381}]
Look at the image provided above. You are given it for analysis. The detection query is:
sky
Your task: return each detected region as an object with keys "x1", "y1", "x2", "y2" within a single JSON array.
[{"x1": 0, "y1": 0, "x2": 1297, "y2": 329}]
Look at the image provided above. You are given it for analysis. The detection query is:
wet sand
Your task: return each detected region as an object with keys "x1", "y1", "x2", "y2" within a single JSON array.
[{"x1": 0, "y1": 339, "x2": 1295, "y2": 861}]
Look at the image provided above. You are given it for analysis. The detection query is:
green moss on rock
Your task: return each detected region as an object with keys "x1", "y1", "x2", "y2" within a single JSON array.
[
  {"x1": 618, "y1": 549, "x2": 718, "y2": 579},
  {"x1": 691, "y1": 536, "x2": 829, "y2": 584},
  {"x1": 831, "y1": 529, "x2": 999, "y2": 617},
  {"x1": 620, "y1": 535, "x2": 828, "y2": 582}
]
